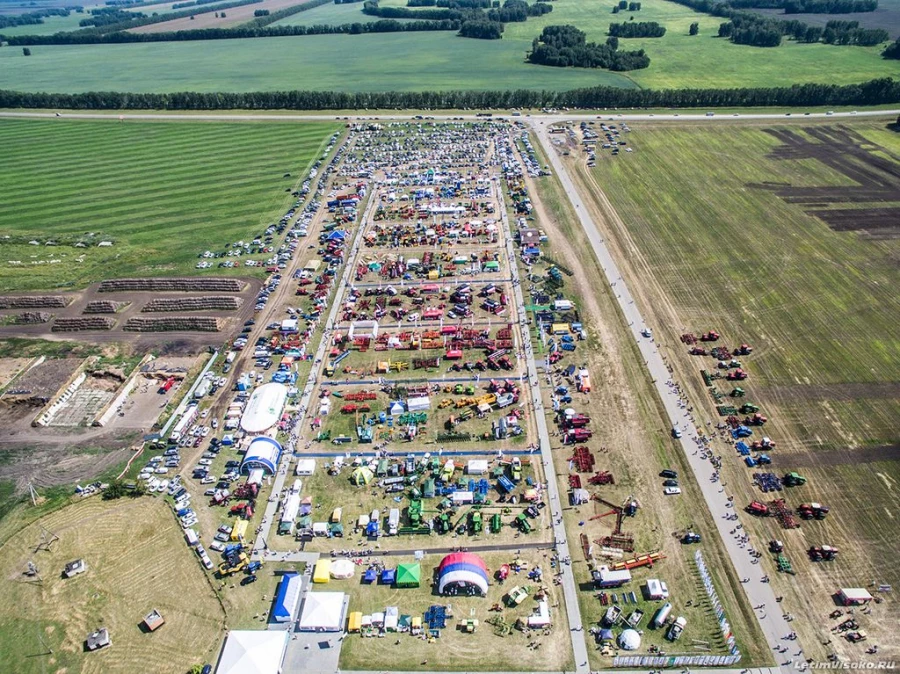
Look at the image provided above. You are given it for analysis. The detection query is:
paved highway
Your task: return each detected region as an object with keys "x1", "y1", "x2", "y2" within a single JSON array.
[
  {"x1": 531, "y1": 121, "x2": 803, "y2": 674},
  {"x1": 0, "y1": 109, "x2": 897, "y2": 124}
]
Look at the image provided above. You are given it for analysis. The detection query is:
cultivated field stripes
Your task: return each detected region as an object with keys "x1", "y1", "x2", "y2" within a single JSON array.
[{"x1": 0, "y1": 119, "x2": 338, "y2": 289}]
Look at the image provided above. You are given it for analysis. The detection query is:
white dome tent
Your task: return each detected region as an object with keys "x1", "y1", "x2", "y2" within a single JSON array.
[{"x1": 618, "y1": 628, "x2": 641, "y2": 651}]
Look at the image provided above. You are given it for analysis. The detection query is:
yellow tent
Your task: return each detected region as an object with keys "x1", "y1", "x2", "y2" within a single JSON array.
[
  {"x1": 348, "y1": 611, "x2": 362, "y2": 632},
  {"x1": 313, "y1": 558, "x2": 331, "y2": 583},
  {"x1": 230, "y1": 519, "x2": 248, "y2": 541}
]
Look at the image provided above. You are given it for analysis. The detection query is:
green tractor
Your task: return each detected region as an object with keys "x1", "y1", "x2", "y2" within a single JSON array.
[
  {"x1": 489, "y1": 513, "x2": 502, "y2": 534},
  {"x1": 783, "y1": 472, "x2": 807, "y2": 487},
  {"x1": 729, "y1": 387, "x2": 746, "y2": 397},
  {"x1": 470, "y1": 511, "x2": 483, "y2": 534},
  {"x1": 739, "y1": 403, "x2": 760, "y2": 414}
]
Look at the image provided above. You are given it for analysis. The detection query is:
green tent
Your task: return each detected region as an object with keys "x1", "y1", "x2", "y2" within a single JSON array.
[
  {"x1": 395, "y1": 562, "x2": 421, "y2": 588},
  {"x1": 350, "y1": 466, "x2": 373, "y2": 486}
]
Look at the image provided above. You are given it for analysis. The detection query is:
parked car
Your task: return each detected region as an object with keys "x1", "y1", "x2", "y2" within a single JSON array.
[
  {"x1": 209, "y1": 541, "x2": 225, "y2": 552},
  {"x1": 663, "y1": 486, "x2": 682, "y2": 496}
]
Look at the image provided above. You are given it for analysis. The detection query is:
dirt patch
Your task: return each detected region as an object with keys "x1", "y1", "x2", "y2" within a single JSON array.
[
  {"x1": 127, "y1": 0, "x2": 311, "y2": 33},
  {"x1": 141, "y1": 295, "x2": 243, "y2": 312},
  {"x1": 2, "y1": 358, "x2": 80, "y2": 400},
  {"x1": 782, "y1": 443, "x2": 900, "y2": 468},
  {"x1": 750, "y1": 126, "x2": 900, "y2": 238},
  {"x1": 124, "y1": 316, "x2": 220, "y2": 332},
  {"x1": 0, "y1": 296, "x2": 69, "y2": 309},
  {"x1": 758, "y1": 382, "x2": 900, "y2": 402},
  {"x1": 98, "y1": 277, "x2": 246, "y2": 293},
  {"x1": 52, "y1": 317, "x2": 116, "y2": 332},
  {"x1": 0, "y1": 358, "x2": 32, "y2": 390}
]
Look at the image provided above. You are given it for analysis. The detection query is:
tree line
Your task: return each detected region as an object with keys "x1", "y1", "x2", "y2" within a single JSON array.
[
  {"x1": 608, "y1": 21, "x2": 665, "y2": 37},
  {"x1": 726, "y1": 0, "x2": 876, "y2": 12},
  {"x1": 72, "y1": 0, "x2": 262, "y2": 34},
  {"x1": 527, "y1": 24, "x2": 651, "y2": 70},
  {"x1": 0, "y1": 7, "x2": 78, "y2": 30},
  {"x1": 664, "y1": 0, "x2": 888, "y2": 46},
  {"x1": 2, "y1": 16, "x2": 459, "y2": 44},
  {"x1": 884, "y1": 37, "x2": 900, "y2": 58},
  {"x1": 1, "y1": 78, "x2": 897, "y2": 110}
]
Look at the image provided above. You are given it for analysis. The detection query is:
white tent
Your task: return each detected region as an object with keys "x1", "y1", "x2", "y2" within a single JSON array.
[
  {"x1": 330, "y1": 559, "x2": 355, "y2": 580},
  {"x1": 407, "y1": 396, "x2": 430, "y2": 412},
  {"x1": 526, "y1": 599, "x2": 551, "y2": 628},
  {"x1": 466, "y1": 459, "x2": 488, "y2": 475},
  {"x1": 295, "y1": 458, "x2": 316, "y2": 476},
  {"x1": 298, "y1": 592, "x2": 347, "y2": 632},
  {"x1": 618, "y1": 628, "x2": 641, "y2": 651},
  {"x1": 215, "y1": 630, "x2": 288, "y2": 674}
]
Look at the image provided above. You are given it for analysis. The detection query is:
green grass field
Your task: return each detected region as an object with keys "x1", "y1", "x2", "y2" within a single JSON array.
[
  {"x1": 0, "y1": 118, "x2": 338, "y2": 291},
  {"x1": 583, "y1": 122, "x2": 900, "y2": 450},
  {"x1": 0, "y1": 0, "x2": 892, "y2": 93},
  {"x1": 0, "y1": 496, "x2": 225, "y2": 674}
]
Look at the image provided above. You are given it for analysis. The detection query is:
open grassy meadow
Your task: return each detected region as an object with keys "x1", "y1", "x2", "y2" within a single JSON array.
[
  {"x1": 0, "y1": 0, "x2": 892, "y2": 94},
  {"x1": 0, "y1": 496, "x2": 225, "y2": 674},
  {"x1": 0, "y1": 118, "x2": 338, "y2": 291}
]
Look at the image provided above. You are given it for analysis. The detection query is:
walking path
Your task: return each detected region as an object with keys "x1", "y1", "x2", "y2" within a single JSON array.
[
  {"x1": 496, "y1": 178, "x2": 592, "y2": 674},
  {"x1": 531, "y1": 121, "x2": 802, "y2": 673},
  {"x1": 251, "y1": 174, "x2": 379, "y2": 561}
]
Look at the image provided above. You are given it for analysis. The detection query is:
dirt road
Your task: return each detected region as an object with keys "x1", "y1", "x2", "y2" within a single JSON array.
[{"x1": 532, "y1": 121, "x2": 801, "y2": 672}]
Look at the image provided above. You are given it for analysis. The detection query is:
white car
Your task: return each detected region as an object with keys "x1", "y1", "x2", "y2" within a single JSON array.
[
  {"x1": 209, "y1": 541, "x2": 225, "y2": 552},
  {"x1": 182, "y1": 517, "x2": 198, "y2": 529},
  {"x1": 201, "y1": 475, "x2": 217, "y2": 485},
  {"x1": 204, "y1": 489, "x2": 216, "y2": 497},
  {"x1": 198, "y1": 459, "x2": 213, "y2": 466},
  {"x1": 660, "y1": 581, "x2": 670, "y2": 598},
  {"x1": 664, "y1": 486, "x2": 682, "y2": 496},
  {"x1": 214, "y1": 531, "x2": 230, "y2": 542},
  {"x1": 200, "y1": 554, "x2": 214, "y2": 570}
]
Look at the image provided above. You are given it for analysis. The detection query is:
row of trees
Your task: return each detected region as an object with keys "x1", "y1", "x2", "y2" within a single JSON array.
[
  {"x1": 4, "y1": 16, "x2": 460, "y2": 43},
  {"x1": 821, "y1": 19, "x2": 887, "y2": 45},
  {"x1": 1, "y1": 0, "x2": 335, "y2": 43},
  {"x1": 527, "y1": 24, "x2": 651, "y2": 70},
  {"x1": 79, "y1": 8, "x2": 142, "y2": 28},
  {"x1": 0, "y1": 7, "x2": 76, "y2": 30},
  {"x1": 665, "y1": 0, "x2": 888, "y2": 47},
  {"x1": 73, "y1": 0, "x2": 262, "y2": 34},
  {"x1": 458, "y1": 19, "x2": 503, "y2": 37},
  {"x1": 726, "y1": 0, "x2": 876, "y2": 11},
  {"x1": 1, "y1": 78, "x2": 897, "y2": 110},
  {"x1": 884, "y1": 38, "x2": 900, "y2": 58},
  {"x1": 608, "y1": 21, "x2": 665, "y2": 37},
  {"x1": 614, "y1": 1, "x2": 642, "y2": 10}
]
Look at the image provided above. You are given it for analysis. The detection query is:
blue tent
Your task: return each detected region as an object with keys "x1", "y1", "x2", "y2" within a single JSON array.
[
  {"x1": 363, "y1": 568, "x2": 377, "y2": 584},
  {"x1": 272, "y1": 572, "x2": 301, "y2": 623},
  {"x1": 381, "y1": 569, "x2": 396, "y2": 585},
  {"x1": 599, "y1": 628, "x2": 614, "y2": 641},
  {"x1": 326, "y1": 231, "x2": 346, "y2": 241}
]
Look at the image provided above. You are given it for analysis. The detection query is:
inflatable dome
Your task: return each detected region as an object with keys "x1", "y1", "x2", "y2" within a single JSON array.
[
  {"x1": 437, "y1": 552, "x2": 489, "y2": 596},
  {"x1": 618, "y1": 628, "x2": 641, "y2": 651}
]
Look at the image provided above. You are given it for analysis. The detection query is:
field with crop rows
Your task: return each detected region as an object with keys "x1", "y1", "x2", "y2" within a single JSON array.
[
  {"x1": 0, "y1": 118, "x2": 338, "y2": 291},
  {"x1": 568, "y1": 120, "x2": 900, "y2": 660},
  {"x1": 0, "y1": 0, "x2": 892, "y2": 94}
]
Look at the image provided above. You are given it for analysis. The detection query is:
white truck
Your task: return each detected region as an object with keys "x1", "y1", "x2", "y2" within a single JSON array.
[{"x1": 388, "y1": 508, "x2": 400, "y2": 536}]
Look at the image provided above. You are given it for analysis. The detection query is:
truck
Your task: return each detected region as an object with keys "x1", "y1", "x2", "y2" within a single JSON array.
[
  {"x1": 667, "y1": 616, "x2": 687, "y2": 641},
  {"x1": 388, "y1": 508, "x2": 400, "y2": 536}
]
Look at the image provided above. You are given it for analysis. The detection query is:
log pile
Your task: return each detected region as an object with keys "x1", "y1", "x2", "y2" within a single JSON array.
[
  {"x1": 0, "y1": 296, "x2": 70, "y2": 309},
  {"x1": 98, "y1": 278, "x2": 244, "y2": 293},
  {"x1": 83, "y1": 300, "x2": 129, "y2": 314},
  {"x1": 124, "y1": 316, "x2": 220, "y2": 332},
  {"x1": 141, "y1": 296, "x2": 242, "y2": 312},
  {"x1": 52, "y1": 317, "x2": 116, "y2": 332},
  {"x1": 14, "y1": 312, "x2": 52, "y2": 324}
]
